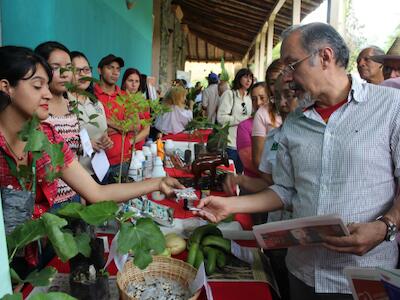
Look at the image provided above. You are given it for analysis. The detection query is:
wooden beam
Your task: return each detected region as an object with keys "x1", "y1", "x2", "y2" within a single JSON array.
[
  {"x1": 190, "y1": 29, "x2": 245, "y2": 56},
  {"x1": 205, "y1": 41, "x2": 209, "y2": 62},
  {"x1": 171, "y1": 4, "x2": 184, "y2": 22},
  {"x1": 195, "y1": 36, "x2": 200, "y2": 62}
]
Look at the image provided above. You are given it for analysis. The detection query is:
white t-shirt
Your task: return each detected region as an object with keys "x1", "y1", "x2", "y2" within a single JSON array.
[{"x1": 154, "y1": 105, "x2": 193, "y2": 134}]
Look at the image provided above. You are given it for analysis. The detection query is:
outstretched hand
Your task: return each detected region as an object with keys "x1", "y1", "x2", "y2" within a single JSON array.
[
  {"x1": 193, "y1": 195, "x2": 233, "y2": 223},
  {"x1": 159, "y1": 177, "x2": 185, "y2": 198},
  {"x1": 322, "y1": 221, "x2": 387, "y2": 256}
]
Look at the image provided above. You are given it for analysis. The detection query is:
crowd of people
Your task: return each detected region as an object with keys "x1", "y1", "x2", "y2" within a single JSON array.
[{"x1": 1, "y1": 20, "x2": 400, "y2": 300}]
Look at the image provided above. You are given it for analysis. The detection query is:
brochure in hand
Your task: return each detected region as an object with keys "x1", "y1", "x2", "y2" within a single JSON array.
[{"x1": 252, "y1": 214, "x2": 349, "y2": 250}]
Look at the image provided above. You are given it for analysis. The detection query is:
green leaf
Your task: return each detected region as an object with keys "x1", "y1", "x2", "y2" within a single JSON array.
[
  {"x1": 133, "y1": 248, "x2": 152, "y2": 270},
  {"x1": 57, "y1": 202, "x2": 85, "y2": 219},
  {"x1": 74, "y1": 233, "x2": 91, "y2": 257},
  {"x1": 30, "y1": 292, "x2": 77, "y2": 300},
  {"x1": 43, "y1": 141, "x2": 65, "y2": 169},
  {"x1": 41, "y1": 213, "x2": 78, "y2": 262},
  {"x1": 10, "y1": 268, "x2": 23, "y2": 284},
  {"x1": 117, "y1": 218, "x2": 165, "y2": 269},
  {"x1": 25, "y1": 266, "x2": 57, "y2": 287},
  {"x1": 78, "y1": 201, "x2": 119, "y2": 225},
  {"x1": 88, "y1": 114, "x2": 99, "y2": 120},
  {"x1": 89, "y1": 121, "x2": 99, "y2": 128},
  {"x1": 6, "y1": 219, "x2": 45, "y2": 253},
  {"x1": 1, "y1": 293, "x2": 23, "y2": 300},
  {"x1": 24, "y1": 130, "x2": 47, "y2": 153}
]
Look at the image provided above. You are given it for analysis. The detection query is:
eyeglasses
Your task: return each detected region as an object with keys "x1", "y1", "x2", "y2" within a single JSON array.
[
  {"x1": 241, "y1": 102, "x2": 248, "y2": 115},
  {"x1": 282, "y1": 51, "x2": 317, "y2": 75},
  {"x1": 75, "y1": 66, "x2": 92, "y2": 75}
]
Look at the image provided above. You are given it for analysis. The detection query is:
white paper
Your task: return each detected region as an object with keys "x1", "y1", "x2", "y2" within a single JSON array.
[
  {"x1": 189, "y1": 262, "x2": 213, "y2": 300},
  {"x1": 231, "y1": 240, "x2": 254, "y2": 265},
  {"x1": 79, "y1": 128, "x2": 94, "y2": 157},
  {"x1": 98, "y1": 236, "x2": 110, "y2": 253},
  {"x1": 91, "y1": 149, "x2": 110, "y2": 182},
  {"x1": 104, "y1": 232, "x2": 129, "y2": 272}
]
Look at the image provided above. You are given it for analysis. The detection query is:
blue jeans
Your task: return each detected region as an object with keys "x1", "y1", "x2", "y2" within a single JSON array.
[{"x1": 226, "y1": 147, "x2": 243, "y2": 174}]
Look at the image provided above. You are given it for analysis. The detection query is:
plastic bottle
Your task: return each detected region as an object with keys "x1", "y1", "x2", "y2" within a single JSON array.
[
  {"x1": 128, "y1": 158, "x2": 143, "y2": 182},
  {"x1": 151, "y1": 157, "x2": 167, "y2": 200}
]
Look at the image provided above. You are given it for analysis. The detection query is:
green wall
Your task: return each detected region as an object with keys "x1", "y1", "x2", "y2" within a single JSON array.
[{"x1": 0, "y1": 0, "x2": 153, "y2": 80}]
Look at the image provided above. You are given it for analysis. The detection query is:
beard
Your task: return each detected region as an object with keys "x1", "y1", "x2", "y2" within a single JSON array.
[{"x1": 288, "y1": 81, "x2": 315, "y2": 109}]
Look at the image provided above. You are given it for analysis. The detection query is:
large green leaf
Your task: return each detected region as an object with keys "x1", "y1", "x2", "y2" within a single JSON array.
[
  {"x1": 30, "y1": 292, "x2": 77, "y2": 300},
  {"x1": 43, "y1": 141, "x2": 65, "y2": 169},
  {"x1": 74, "y1": 233, "x2": 91, "y2": 257},
  {"x1": 41, "y1": 214, "x2": 78, "y2": 262},
  {"x1": 78, "y1": 201, "x2": 118, "y2": 225},
  {"x1": 24, "y1": 130, "x2": 47, "y2": 153},
  {"x1": 57, "y1": 202, "x2": 85, "y2": 219},
  {"x1": 133, "y1": 248, "x2": 152, "y2": 270},
  {"x1": 117, "y1": 218, "x2": 165, "y2": 269},
  {"x1": 25, "y1": 267, "x2": 57, "y2": 287},
  {"x1": 6, "y1": 219, "x2": 45, "y2": 253},
  {"x1": 1, "y1": 293, "x2": 22, "y2": 300}
]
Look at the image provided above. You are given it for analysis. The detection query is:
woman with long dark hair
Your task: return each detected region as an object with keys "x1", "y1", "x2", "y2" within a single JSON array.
[
  {"x1": 217, "y1": 68, "x2": 253, "y2": 173},
  {"x1": 0, "y1": 46, "x2": 183, "y2": 218}
]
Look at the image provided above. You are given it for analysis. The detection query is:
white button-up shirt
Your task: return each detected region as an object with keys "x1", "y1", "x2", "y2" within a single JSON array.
[{"x1": 269, "y1": 75, "x2": 400, "y2": 293}]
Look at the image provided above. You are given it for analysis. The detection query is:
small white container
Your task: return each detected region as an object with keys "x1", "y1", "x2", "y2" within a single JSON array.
[
  {"x1": 150, "y1": 143, "x2": 158, "y2": 157},
  {"x1": 135, "y1": 150, "x2": 145, "y2": 163},
  {"x1": 151, "y1": 157, "x2": 166, "y2": 201},
  {"x1": 164, "y1": 139, "x2": 175, "y2": 156},
  {"x1": 128, "y1": 158, "x2": 143, "y2": 182}
]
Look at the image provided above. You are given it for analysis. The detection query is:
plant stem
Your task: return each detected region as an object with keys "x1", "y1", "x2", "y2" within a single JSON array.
[{"x1": 118, "y1": 133, "x2": 126, "y2": 183}]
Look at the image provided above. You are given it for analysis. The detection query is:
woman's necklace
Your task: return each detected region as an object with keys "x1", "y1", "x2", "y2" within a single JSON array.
[{"x1": 4, "y1": 137, "x2": 26, "y2": 161}]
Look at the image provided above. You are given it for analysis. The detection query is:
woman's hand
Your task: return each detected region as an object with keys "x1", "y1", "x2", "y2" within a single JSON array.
[
  {"x1": 193, "y1": 196, "x2": 233, "y2": 223},
  {"x1": 159, "y1": 177, "x2": 185, "y2": 197},
  {"x1": 98, "y1": 133, "x2": 113, "y2": 150}
]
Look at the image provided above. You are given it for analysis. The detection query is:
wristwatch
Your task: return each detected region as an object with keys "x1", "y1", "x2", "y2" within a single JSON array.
[{"x1": 376, "y1": 216, "x2": 398, "y2": 242}]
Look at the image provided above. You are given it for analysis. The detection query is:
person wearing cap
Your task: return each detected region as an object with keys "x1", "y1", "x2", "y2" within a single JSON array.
[
  {"x1": 94, "y1": 54, "x2": 133, "y2": 182},
  {"x1": 202, "y1": 72, "x2": 219, "y2": 123},
  {"x1": 356, "y1": 46, "x2": 385, "y2": 84},
  {"x1": 371, "y1": 37, "x2": 400, "y2": 80}
]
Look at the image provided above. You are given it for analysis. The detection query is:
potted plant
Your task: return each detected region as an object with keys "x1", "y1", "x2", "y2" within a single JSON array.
[
  {"x1": 107, "y1": 93, "x2": 170, "y2": 183},
  {"x1": 3, "y1": 201, "x2": 166, "y2": 300},
  {"x1": 184, "y1": 116, "x2": 214, "y2": 160}
]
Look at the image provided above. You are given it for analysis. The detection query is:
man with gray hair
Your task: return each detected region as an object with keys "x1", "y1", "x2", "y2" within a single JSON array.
[
  {"x1": 195, "y1": 22, "x2": 400, "y2": 299},
  {"x1": 357, "y1": 46, "x2": 385, "y2": 84}
]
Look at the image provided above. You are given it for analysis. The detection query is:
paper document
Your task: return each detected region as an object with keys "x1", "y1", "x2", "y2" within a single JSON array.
[
  {"x1": 253, "y1": 214, "x2": 349, "y2": 250},
  {"x1": 79, "y1": 128, "x2": 94, "y2": 157},
  {"x1": 91, "y1": 149, "x2": 110, "y2": 182}
]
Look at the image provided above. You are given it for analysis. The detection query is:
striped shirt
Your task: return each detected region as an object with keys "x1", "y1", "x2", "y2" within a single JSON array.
[
  {"x1": 269, "y1": 75, "x2": 400, "y2": 293},
  {"x1": 47, "y1": 109, "x2": 80, "y2": 204}
]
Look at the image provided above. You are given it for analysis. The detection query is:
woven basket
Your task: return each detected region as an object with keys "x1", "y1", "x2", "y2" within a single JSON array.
[{"x1": 117, "y1": 256, "x2": 201, "y2": 300}]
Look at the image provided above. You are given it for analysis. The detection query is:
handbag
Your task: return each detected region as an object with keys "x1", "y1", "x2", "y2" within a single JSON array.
[{"x1": 0, "y1": 148, "x2": 34, "y2": 235}]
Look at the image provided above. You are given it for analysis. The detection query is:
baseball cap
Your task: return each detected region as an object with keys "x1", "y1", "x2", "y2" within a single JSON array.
[
  {"x1": 98, "y1": 54, "x2": 125, "y2": 68},
  {"x1": 207, "y1": 72, "x2": 218, "y2": 81}
]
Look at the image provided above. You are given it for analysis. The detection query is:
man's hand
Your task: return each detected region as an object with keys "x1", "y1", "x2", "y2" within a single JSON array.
[
  {"x1": 159, "y1": 177, "x2": 185, "y2": 197},
  {"x1": 193, "y1": 196, "x2": 233, "y2": 223},
  {"x1": 223, "y1": 174, "x2": 239, "y2": 196},
  {"x1": 322, "y1": 221, "x2": 387, "y2": 256}
]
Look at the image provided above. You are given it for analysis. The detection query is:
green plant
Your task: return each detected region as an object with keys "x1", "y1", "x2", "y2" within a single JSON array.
[
  {"x1": 107, "y1": 92, "x2": 170, "y2": 183},
  {"x1": 219, "y1": 57, "x2": 230, "y2": 82},
  {"x1": 3, "y1": 201, "x2": 165, "y2": 299},
  {"x1": 185, "y1": 116, "x2": 214, "y2": 145},
  {"x1": 9, "y1": 115, "x2": 65, "y2": 195},
  {"x1": 206, "y1": 122, "x2": 231, "y2": 154}
]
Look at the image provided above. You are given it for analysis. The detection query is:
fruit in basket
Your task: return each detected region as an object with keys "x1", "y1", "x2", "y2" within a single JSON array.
[{"x1": 165, "y1": 232, "x2": 186, "y2": 255}]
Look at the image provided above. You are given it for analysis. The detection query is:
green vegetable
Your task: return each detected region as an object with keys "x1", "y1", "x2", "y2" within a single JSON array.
[
  {"x1": 189, "y1": 224, "x2": 222, "y2": 246},
  {"x1": 201, "y1": 235, "x2": 231, "y2": 253},
  {"x1": 194, "y1": 247, "x2": 204, "y2": 269},
  {"x1": 216, "y1": 248, "x2": 227, "y2": 268},
  {"x1": 203, "y1": 246, "x2": 218, "y2": 275},
  {"x1": 187, "y1": 243, "x2": 199, "y2": 266}
]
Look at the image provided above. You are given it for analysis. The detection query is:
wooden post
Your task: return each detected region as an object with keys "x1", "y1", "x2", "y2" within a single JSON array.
[
  {"x1": 259, "y1": 26, "x2": 267, "y2": 81},
  {"x1": 254, "y1": 34, "x2": 260, "y2": 79},
  {"x1": 266, "y1": 18, "x2": 275, "y2": 67},
  {"x1": 292, "y1": 0, "x2": 301, "y2": 25}
]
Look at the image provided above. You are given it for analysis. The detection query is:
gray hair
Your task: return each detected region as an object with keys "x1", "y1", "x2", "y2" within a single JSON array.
[
  {"x1": 359, "y1": 46, "x2": 385, "y2": 57},
  {"x1": 281, "y1": 22, "x2": 350, "y2": 69}
]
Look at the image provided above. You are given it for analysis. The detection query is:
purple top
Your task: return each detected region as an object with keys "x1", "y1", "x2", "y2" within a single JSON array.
[{"x1": 237, "y1": 118, "x2": 257, "y2": 177}]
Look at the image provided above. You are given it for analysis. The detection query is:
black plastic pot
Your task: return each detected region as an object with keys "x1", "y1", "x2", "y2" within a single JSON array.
[
  {"x1": 194, "y1": 143, "x2": 207, "y2": 159},
  {"x1": 69, "y1": 274, "x2": 110, "y2": 300}
]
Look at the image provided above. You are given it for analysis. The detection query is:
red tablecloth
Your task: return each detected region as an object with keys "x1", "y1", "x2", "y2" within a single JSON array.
[{"x1": 162, "y1": 129, "x2": 212, "y2": 143}]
